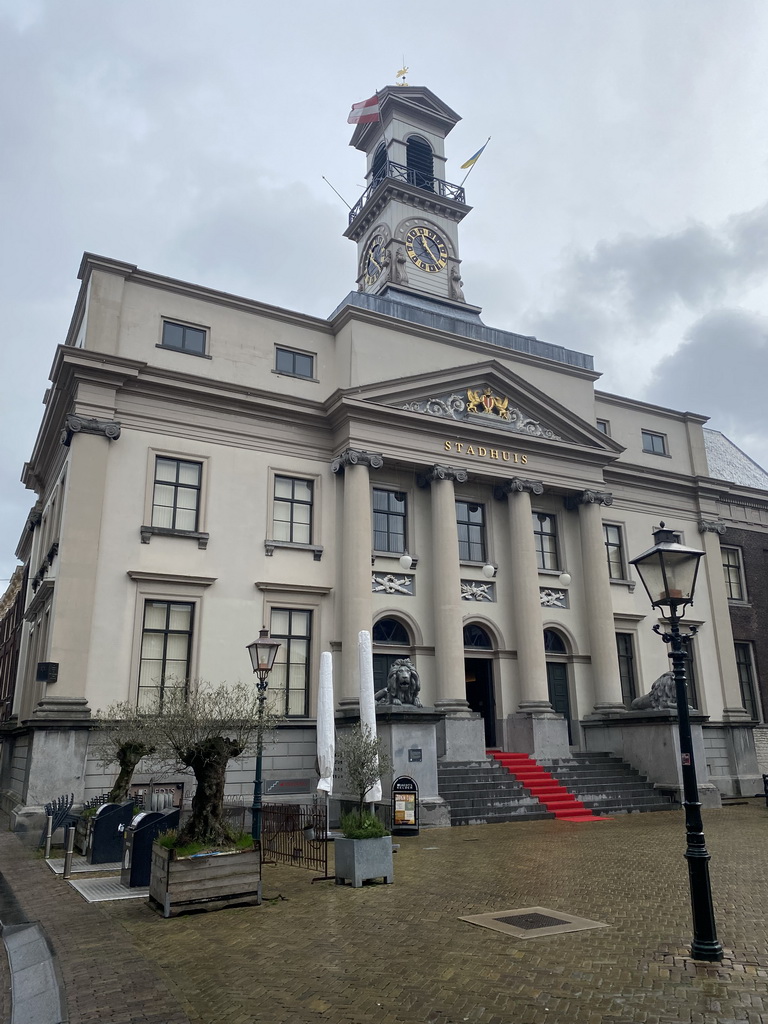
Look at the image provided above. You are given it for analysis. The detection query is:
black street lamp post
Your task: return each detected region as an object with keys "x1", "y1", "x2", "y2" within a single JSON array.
[
  {"x1": 630, "y1": 523, "x2": 724, "y2": 962},
  {"x1": 246, "y1": 628, "x2": 281, "y2": 847}
]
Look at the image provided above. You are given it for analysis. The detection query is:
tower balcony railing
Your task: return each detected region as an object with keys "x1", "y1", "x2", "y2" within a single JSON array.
[{"x1": 348, "y1": 160, "x2": 466, "y2": 225}]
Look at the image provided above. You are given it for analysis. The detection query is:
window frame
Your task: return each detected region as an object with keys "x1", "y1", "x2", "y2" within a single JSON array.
[
  {"x1": 269, "y1": 607, "x2": 312, "y2": 718},
  {"x1": 734, "y1": 641, "x2": 760, "y2": 721},
  {"x1": 596, "y1": 419, "x2": 611, "y2": 436},
  {"x1": 721, "y1": 546, "x2": 747, "y2": 602},
  {"x1": 265, "y1": 468, "x2": 323, "y2": 559},
  {"x1": 615, "y1": 632, "x2": 637, "y2": 707},
  {"x1": 372, "y1": 487, "x2": 408, "y2": 554},
  {"x1": 641, "y1": 429, "x2": 668, "y2": 456},
  {"x1": 159, "y1": 318, "x2": 209, "y2": 358},
  {"x1": 603, "y1": 522, "x2": 627, "y2": 581},
  {"x1": 137, "y1": 599, "x2": 194, "y2": 710},
  {"x1": 532, "y1": 511, "x2": 560, "y2": 571},
  {"x1": 456, "y1": 500, "x2": 487, "y2": 563},
  {"x1": 142, "y1": 449, "x2": 210, "y2": 548},
  {"x1": 273, "y1": 475, "x2": 314, "y2": 545},
  {"x1": 151, "y1": 456, "x2": 203, "y2": 533},
  {"x1": 274, "y1": 345, "x2": 316, "y2": 381}
]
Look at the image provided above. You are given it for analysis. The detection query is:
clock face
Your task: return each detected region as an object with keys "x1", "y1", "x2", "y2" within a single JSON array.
[
  {"x1": 405, "y1": 226, "x2": 449, "y2": 273},
  {"x1": 363, "y1": 234, "x2": 385, "y2": 286}
]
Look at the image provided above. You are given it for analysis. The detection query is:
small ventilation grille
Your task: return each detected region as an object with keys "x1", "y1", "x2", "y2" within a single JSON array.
[{"x1": 495, "y1": 912, "x2": 568, "y2": 930}]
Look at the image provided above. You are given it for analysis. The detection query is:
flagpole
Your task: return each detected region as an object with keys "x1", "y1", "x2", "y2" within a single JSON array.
[{"x1": 460, "y1": 136, "x2": 491, "y2": 188}]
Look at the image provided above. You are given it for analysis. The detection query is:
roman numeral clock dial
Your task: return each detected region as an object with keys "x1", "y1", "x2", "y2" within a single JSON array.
[{"x1": 405, "y1": 226, "x2": 449, "y2": 273}]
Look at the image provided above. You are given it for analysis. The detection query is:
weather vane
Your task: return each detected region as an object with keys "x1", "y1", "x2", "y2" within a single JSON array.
[{"x1": 395, "y1": 63, "x2": 409, "y2": 87}]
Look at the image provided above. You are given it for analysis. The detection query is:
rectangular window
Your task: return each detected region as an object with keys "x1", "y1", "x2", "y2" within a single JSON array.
[
  {"x1": 722, "y1": 546, "x2": 746, "y2": 601},
  {"x1": 641, "y1": 429, "x2": 667, "y2": 455},
  {"x1": 616, "y1": 633, "x2": 637, "y2": 707},
  {"x1": 275, "y1": 346, "x2": 314, "y2": 379},
  {"x1": 456, "y1": 501, "x2": 486, "y2": 562},
  {"x1": 596, "y1": 419, "x2": 610, "y2": 435},
  {"x1": 138, "y1": 600, "x2": 193, "y2": 708},
  {"x1": 603, "y1": 523, "x2": 625, "y2": 580},
  {"x1": 270, "y1": 608, "x2": 311, "y2": 717},
  {"x1": 533, "y1": 512, "x2": 559, "y2": 570},
  {"x1": 152, "y1": 457, "x2": 202, "y2": 532},
  {"x1": 734, "y1": 642, "x2": 759, "y2": 720},
  {"x1": 273, "y1": 477, "x2": 313, "y2": 544},
  {"x1": 373, "y1": 489, "x2": 407, "y2": 553},
  {"x1": 161, "y1": 320, "x2": 206, "y2": 355}
]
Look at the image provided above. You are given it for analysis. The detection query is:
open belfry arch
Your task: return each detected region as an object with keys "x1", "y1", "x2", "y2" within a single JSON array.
[{"x1": 0, "y1": 82, "x2": 764, "y2": 835}]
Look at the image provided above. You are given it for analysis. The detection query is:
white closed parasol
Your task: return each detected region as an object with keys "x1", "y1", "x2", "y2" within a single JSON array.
[
  {"x1": 316, "y1": 651, "x2": 335, "y2": 795},
  {"x1": 358, "y1": 629, "x2": 382, "y2": 803}
]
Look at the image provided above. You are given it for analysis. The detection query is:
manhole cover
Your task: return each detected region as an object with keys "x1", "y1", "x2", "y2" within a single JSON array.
[
  {"x1": 495, "y1": 912, "x2": 569, "y2": 930},
  {"x1": 459, "y1": 906, "x2": 609, "y2": 940}
]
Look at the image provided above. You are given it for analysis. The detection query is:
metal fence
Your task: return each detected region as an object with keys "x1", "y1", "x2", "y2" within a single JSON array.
[{"x1": 261, "y1": 803, "x2": 330, "y2": 880}]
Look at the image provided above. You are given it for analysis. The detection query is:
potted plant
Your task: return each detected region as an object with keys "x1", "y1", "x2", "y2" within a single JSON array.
[
  {"x1": 146, "y1": 681, "x2": 279, "y2": 917},
  {"x1": 334, "y1": 723, "x2": 394, "y2": 888}
]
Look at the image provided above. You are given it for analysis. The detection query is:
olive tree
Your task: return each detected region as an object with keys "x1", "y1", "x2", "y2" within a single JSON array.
[{"x1": 93, "y1": 702, "x2": 158, "y2": 804}]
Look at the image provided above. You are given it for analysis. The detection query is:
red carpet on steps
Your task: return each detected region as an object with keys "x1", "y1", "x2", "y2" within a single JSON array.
[{"x1": 488, "y1": 751, "x2": 610, "y2": 822}]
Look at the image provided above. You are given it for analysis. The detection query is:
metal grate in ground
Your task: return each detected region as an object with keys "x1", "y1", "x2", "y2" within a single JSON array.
[
  {"x1": 67, "y1": 877, "x2": 149, "y2": 903},
  {"x1": 459, "y1": 905, "x2": 609, "y2": 939},
  {"x1": 46, "y1": 856, "x2": 122, "y2": 875}
]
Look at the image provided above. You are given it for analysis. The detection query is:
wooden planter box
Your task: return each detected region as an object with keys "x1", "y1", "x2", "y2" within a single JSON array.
[
  {"x1": 148, "y1": 841, "x2": 262, "y2": 918},
  {"x1": 333, "y1": 836, "x2": 394, "y2": 888}
]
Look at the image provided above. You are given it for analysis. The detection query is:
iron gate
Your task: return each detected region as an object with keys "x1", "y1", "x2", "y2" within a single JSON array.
[{"x1": 261, "y1": 803, "x2": 329, "y2": 880}]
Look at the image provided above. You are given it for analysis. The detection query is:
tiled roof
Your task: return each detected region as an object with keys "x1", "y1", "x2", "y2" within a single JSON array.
[{"x1": 704, "y1": 429, "x2": 768, "y2": 489}]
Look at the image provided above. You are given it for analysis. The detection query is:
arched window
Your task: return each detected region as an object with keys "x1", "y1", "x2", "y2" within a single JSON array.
[
  {"x1": 463, "y1": 624, "x2": 493, "y2": 650},
  {"x1": 371, "y1": 143, "x2": 387, "y2": 186},
  {"x1": 372, "y1": 617, "x2": 413, "y2": 693},
  {"x1": 543, "y1": 629, "x2": 567, "y2": 655},
  {"x1": 406, "y1": 136, "x2": 434, "y2": 192}
]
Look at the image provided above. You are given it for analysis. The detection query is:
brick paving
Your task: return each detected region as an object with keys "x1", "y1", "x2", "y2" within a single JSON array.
[{"x1": 2, "y1": 802, "x2": 768, "y2": 1023}]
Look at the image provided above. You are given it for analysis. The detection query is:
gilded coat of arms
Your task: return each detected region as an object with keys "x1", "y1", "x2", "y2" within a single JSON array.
[{"x1": 467, "y1": 387, "x2": 510, "y2": 421}]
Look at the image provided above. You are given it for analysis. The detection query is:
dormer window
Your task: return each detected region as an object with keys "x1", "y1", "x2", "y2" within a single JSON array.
[{"x1": 406, "y1": 136, "x2": 434, "y2": 192}]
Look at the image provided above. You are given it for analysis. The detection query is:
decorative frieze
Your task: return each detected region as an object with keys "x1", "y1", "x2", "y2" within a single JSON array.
[
  {"x1": 494, "y1": 478, "x2": 545, "y2": 499},
  {"x1": 564, "y1": 489, "x2": 613, "y2": 510},
  {"x1": 460, "y1": 580, "x2": 496, "y2": 602},
  {"x1": 418, "y1": 465, "x2": 469, "y2": 486},
  {"x1": 402, "y1": 387, "x2": 562, "y2": 439},
  {"x1": 540, "y1": 587, "x2": 568, "y2": 609},
  {"x1": 331, "y1": 449, "x2": 384, "y2": 473},
  {"x1": 699, "y1": 520, "x2": 726, "y2": 535},
  {"x1": 60, "y1": 415, "x2": 121, "y2": 447},
  {"x1": 372, "y1": 573, "x2": 414, "y2": 596}
]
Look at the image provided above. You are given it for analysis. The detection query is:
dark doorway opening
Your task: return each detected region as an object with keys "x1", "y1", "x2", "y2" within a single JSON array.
[
  {"x1": 546, "y1": 662, "x2": 572, "y2": 744},
  {"x1": 465, "y1": 658, "x2": 496, "y2": 747}
]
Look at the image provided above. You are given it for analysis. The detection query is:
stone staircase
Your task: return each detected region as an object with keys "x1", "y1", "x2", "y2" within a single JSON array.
[
  {"x1": 539, "y1": 751, "x2": 676, "y2": 815},
  {"x1": 437, "y1": 751, "x2": 675, "y2": 826},
  {"x1": 437, "y1": 761, "x2": 556, "y2": 826}
]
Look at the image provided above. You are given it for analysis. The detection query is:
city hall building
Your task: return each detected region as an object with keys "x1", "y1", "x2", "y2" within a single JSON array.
[{"x1": 1, "y1": 86, "x2": 765, "y2": 829}]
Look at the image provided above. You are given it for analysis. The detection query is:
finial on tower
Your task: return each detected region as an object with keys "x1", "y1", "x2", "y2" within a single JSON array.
[{"x1": 395, "y1": 64, "x2": 409, "y2": 87}]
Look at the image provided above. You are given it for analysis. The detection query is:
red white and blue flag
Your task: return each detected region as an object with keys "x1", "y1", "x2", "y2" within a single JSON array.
[{"x1": 347, "y1": 94, "x2": 380, "y2": 124}]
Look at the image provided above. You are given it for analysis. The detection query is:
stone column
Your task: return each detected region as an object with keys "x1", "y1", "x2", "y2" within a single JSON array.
[
  {"x1": 425, "y1": 465, "x2": 469, "y2": 712},
  {"x1": 496, "y1": 479, "x2": 551, "y2": 711},
  {"x1": 569, "y1": 490, "x2": 625, "y2": 714},
  {"x1": 332, "y1": 449, "x2": 383, "y2": 705}
]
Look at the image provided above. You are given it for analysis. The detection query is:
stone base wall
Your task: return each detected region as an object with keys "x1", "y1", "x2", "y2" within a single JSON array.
[{"x1": 753, "y1": 725, "x2": 768, "y2": 774}]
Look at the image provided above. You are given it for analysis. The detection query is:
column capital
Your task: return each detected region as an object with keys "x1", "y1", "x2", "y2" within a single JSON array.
[
  {"x1": 699, "y1": 519, "x2": 726, "y2": 535},
  {"x1": 61, "y1": 414, "x2": 121, "y2": 447},
  {"x1": 331, "y1": 448, "x2": 384, "y2": 474},
  {"x1": 564, "y1": 489, "x2": 613, "y2": 510},
  {"x1": 494, "y1": 478, "x2": 544, "y2": 500},
  {"x1": 418, "y1": 465, "x2": 468, "y2": 486}
]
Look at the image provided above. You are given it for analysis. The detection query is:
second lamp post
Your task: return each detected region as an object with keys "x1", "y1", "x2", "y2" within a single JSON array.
[{"x1": 246, "y1": 628, "x2": 281, "y2": 847}]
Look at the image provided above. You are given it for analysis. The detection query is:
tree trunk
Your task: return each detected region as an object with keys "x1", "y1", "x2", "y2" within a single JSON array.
[
  {"x1": 178, "y1": 737, "x2": 240, "y2": 846},
  {"x1": 108, "y1": 742, "x2": 153, "y2": 804}
]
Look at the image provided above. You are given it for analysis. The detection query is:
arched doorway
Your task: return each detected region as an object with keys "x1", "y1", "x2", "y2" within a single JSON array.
[
  {"x1": 544, "y1": 629, "x2": 572, "y2": 744},
  {"x1": 372, "y1": 617, "x2": 413, "y2": 694},
  {"x1": 464, "y1": 623, "x2": 497, "y2": 747}
]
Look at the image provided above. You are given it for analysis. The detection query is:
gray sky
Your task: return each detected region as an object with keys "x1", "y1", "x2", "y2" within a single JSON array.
[{"x1": 2, "y1": 0, "x2": 768, "y2": 585}]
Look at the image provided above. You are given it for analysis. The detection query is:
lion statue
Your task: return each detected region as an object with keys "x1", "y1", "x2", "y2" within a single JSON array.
[
  {"x1": 631, "y1": 671, "x2": 682, "y2": 711},
  {"x1": 375, "y1": 658, "x2": 422, "y2": 707}
]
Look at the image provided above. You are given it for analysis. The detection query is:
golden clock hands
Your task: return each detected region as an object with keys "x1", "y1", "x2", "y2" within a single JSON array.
[{"x1": 422, "y1": 237, "x2": 439, "y2": 262}]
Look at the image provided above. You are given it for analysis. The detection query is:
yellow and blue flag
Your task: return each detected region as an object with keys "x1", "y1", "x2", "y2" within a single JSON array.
[{"x1": 461, "y1": 139, "x2": 490, "y2": 169}]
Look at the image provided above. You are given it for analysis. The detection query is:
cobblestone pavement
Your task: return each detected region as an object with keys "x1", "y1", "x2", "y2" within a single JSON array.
[{"x1": 2, "y1": 802, "x2": 768, "y2": 1023}]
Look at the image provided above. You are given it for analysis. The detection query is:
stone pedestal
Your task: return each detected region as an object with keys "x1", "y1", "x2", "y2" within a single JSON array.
[
  {"x1": 582, "y1": 710, "x2": 721, "y2": 807},
  {"x1": 335, "y1": 706, "x2": 451, "y2": 828},
  {"x1": 503, "y1": 711, "x2": 571, "y2": 761},
  {"x1": 436, "y1": 709, "x2": 486, "y2": 765}
]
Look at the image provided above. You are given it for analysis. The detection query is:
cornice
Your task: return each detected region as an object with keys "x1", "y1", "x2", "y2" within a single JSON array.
[{"x1": 594, "y1": 389, "x2": 709, "y2": 425}]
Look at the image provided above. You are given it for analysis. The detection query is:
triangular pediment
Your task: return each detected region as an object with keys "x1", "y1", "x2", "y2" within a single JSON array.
[{"x1": 338, "y1": 360, "x2": 622, "y2": 453}]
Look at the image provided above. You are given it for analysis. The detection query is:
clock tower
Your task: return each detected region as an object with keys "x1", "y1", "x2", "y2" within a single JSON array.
[{"x1": 345, "y1": 86, "x2": 475, "y2": 309}]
